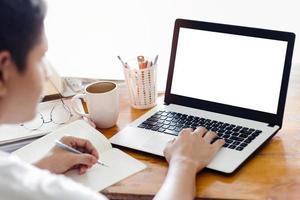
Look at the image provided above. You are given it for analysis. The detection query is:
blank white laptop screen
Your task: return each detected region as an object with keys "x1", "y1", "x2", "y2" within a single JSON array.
[{"x1": 171, "y1": 28, "x2": 288, "y2": 114}]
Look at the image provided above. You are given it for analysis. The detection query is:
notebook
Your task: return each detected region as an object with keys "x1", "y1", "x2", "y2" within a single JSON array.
[{"x1": 12, "y1": 120, "x2": 147, "y2": 191}]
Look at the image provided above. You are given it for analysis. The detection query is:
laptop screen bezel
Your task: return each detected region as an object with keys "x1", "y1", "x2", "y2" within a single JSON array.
[{"x1": 164, "y1": 19, "x2": 295, "y2": 127}]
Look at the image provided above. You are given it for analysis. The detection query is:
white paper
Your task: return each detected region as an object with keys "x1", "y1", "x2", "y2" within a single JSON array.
[{"x1": 13, "y1": 120, "x2": 146, "y2": 191}]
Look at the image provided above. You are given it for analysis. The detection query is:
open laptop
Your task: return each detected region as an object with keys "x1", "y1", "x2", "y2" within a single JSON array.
[{"x1": 110, "y1": 19, "x2": 295, "y2": 173}]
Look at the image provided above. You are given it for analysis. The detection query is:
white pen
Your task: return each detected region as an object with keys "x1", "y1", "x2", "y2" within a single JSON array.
[{"x1": 55, "y1": 140, "x2": 108, "y2": 167}]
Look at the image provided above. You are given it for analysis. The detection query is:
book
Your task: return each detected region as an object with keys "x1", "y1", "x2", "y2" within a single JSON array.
[{"x1": 12, "y1": 120, "x2": 147, "y2": 191}]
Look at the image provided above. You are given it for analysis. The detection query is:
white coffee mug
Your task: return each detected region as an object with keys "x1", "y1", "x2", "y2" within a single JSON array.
[{"x1": 71, "y1": 81, "x2": 119, "y2": 128}]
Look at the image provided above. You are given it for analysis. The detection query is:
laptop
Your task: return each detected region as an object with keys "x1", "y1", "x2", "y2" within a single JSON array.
[{"x1": 110, "y1": 19, "x2": 295, "y2": 173}]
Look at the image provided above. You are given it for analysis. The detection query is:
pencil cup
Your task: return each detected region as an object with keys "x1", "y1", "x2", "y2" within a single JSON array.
[{"x1": 123, "y1": 62, "x2": 157, "y2": 109}]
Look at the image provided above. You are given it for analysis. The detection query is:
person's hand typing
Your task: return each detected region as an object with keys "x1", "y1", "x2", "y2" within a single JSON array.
[
  {"x1": 164, "y1": 127, "x2": 225, "y2": 173},
  {"x1": 35, "y1": 136, "x2": 99, "y2": 175}
]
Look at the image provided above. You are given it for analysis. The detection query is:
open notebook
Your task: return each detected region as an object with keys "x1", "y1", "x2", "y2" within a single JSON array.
[{"x1": 12, "y1": 120, "x2": 146, "y2": 191}]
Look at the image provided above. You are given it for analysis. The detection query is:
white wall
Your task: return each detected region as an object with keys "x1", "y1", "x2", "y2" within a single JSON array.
[{"x1": 45, "y1": 0, "x2": 299, "y2": 91}]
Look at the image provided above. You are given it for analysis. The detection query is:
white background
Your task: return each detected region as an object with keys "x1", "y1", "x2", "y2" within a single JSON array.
[
  {"x1": 171, "y1": 28, "x2": 287, "y2": 114},
  {"x1": 44, "y1": 0, "x2": 299, "y2": 91}
]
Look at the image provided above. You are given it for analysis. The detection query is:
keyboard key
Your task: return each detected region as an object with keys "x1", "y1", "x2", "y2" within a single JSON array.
[
  {"x1": 178, "y1": 120, "x2": 185, "y2": 124},
  {"x1": 185, "y1": 121, "x2": 192, "y2": 125},
  {"x1": 240, "y1": 129, "x2": 250, "y2": 134},
  {"x1": 191, "y1": 122, "x2": 199, "y2": 127},
  {"x1": 241, "y1": 127, "x2": 249, "y2": 131},
  {"x1": 158, "y1": 128, "x2": 166, "y2": 132},
  {"x1": 164, "y1": 129, "x2": 178, "y2": 136},
  {"x1": 170, "y1": 122, "x2": 176, "y2": 126},
  {"x1": 158, "y1": 120, "x2": 164, "y2": 124},
  {"x1": 229, "y1": 145, "x2": 236, "y2": 149},
  {"x1": 145, "y1": 125, "x2": 153, "y2": 129},
  {"x1": 211, "y1": 127, "x2": 219, "y2": 132},
  {"x1": 253, "y1": 132, "x2": 260, "y2": 137},
  {"x1": 239, "y1": 134, "x2": 248, "y2": 138},
  {"x1": 229, "y1": 136, "x2": 239, "y2": 140},
  {"x1": 248, "y1": 135, "x2": 257, "y2": 140},
  {"x1": 148, "y1": 118, "x2": 158, "y2": 122},
  {"x1": 172, "y1": 118, "x2": 179, "y2": 123},
  {"x1": 244, "y1": 139, "x2": 252, "y2": 143},
  {"x1": 217, "y1": 133, "x2": 224, "y2": 137},
  {"x1": 223, "y1": 143, "x2": 229, "y2": 148},
  {"x1": 175, "y1": 127, "x2": 182, "y2": 132},
  {"x1": 138, "y1": 124, "x2": 146, "y2": 128},
  {"x1": 218, "y1": 129, "x2": 226, "y2": 133},
  {"x1": 254, "y1": 130, "x2": 262, "y2": 134},
  {"x1": 168, "y1": 126, "x2": 176, "y2": 130},
  {"x1": 148, "y1": 121, "x2": 157, "y2": 126},
  {"x1": 167, "y1": 113, "x2": 175, "y2": 117},
  {"x1": 151, "y1": 126, "x2": 160, "y2": 131},
  {"x1": 232, "y1": 132, "x2": 239, "y2": 136},
  {"x1": 156, "y1": 123, "x2": 163, "y2": 127},
  {"x1": 240, "y1": 143, "x2": 248, "y2": 147},
  {"x1": 162, "y1": 125, "x2": 169, "y2": 129},
  {"x1": 232, "y1": 128, "x2": 241, "y2": 132},
  {"x1": 226, "y1": 126, "x2": 233, "y2": 131},
  {"x1": 225, "y1": 139, "x2": 233, "y2": 144},
  {"x1": 233, "y1": 141, "x2": 241, "y2": 145},
  {"x1": 229, "y1": 136, "x2": 244, "y2": 142},
  {"x1": 225, "y1": 130, "x2": 233, "y2": 135},
  {"x1": 236, "y1": 146, "x2": 244, "y2": 151},
  {"x1": 163, "y1": 121, "x2": 170, "y2": 125},
  {"x1": 220, "y1": 124, "x2": 227, "y2": 129},
  {"x1": 223, "y1": 135, "x2": 230, "y2": 139}
]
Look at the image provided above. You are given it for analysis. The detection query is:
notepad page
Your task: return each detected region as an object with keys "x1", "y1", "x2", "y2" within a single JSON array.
[
  {"x1": 66, "y1": 148, "x2": 146, "y2": 191},
  {"x1": 13, "y1": 120, "x2": 112, "y2": 164},
  {"x1": 12, "y1": 120, "x2": 147, "y2": 191}
]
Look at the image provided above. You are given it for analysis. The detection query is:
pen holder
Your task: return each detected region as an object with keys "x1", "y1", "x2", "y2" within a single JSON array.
[{"x1": 123, "y1": 65, "x2": 157, "y2": 109}]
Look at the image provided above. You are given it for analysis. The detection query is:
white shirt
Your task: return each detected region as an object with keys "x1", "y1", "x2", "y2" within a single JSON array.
[{"x1": 0, "y1": 151, "x2": 107, "y2": 200}]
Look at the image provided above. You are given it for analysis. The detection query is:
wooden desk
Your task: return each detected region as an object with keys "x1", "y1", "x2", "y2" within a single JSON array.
[{"x1": 47, "y1": 64, "x2": 300, "y2": 199}]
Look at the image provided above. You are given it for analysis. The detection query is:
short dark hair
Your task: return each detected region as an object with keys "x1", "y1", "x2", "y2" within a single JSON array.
[{"x1": 0, "y1": 0, "x2": 46, "y2": 72}]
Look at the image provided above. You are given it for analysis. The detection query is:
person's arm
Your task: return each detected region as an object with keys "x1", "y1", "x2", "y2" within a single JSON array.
[
  {"x1": 35, "y1": 136, "x2": 99, "y2": 174},
  {"x1": 154, "y1": 127, "x2": 224, "y2": 200}
]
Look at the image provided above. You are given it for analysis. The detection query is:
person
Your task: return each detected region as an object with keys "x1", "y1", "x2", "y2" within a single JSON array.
[{"x1": 0, "y1": 0, "x2": 225, "y2": 199}]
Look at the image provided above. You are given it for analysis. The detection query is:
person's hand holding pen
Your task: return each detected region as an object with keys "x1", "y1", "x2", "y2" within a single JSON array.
[{"x1": 35, "y1": 136, "x2": 99, "y2": 175}]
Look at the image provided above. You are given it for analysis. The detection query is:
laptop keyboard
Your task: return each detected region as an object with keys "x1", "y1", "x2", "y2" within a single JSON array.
[{"x1": 137, "y1": 110, "x2": 262, "y2": 151}]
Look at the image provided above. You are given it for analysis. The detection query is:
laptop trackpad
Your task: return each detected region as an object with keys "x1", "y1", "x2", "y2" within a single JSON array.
[{"x1": 142, "y1": 134, "x2": 175, "y2": 155}]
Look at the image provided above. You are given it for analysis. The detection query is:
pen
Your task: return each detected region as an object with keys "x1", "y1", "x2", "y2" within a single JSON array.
[
  {"x1": 55, "y1": 140, "x2": 108, "y2": 167},
  {"x1": 153, "y1": 55, "x2": 159, "y2": 66},
  {"x1": 117, "y1": 55, "x2": 128, "y2": 68},
  {"x1": 137, "y1": 55, "x2": 145, "y2": 69}
]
